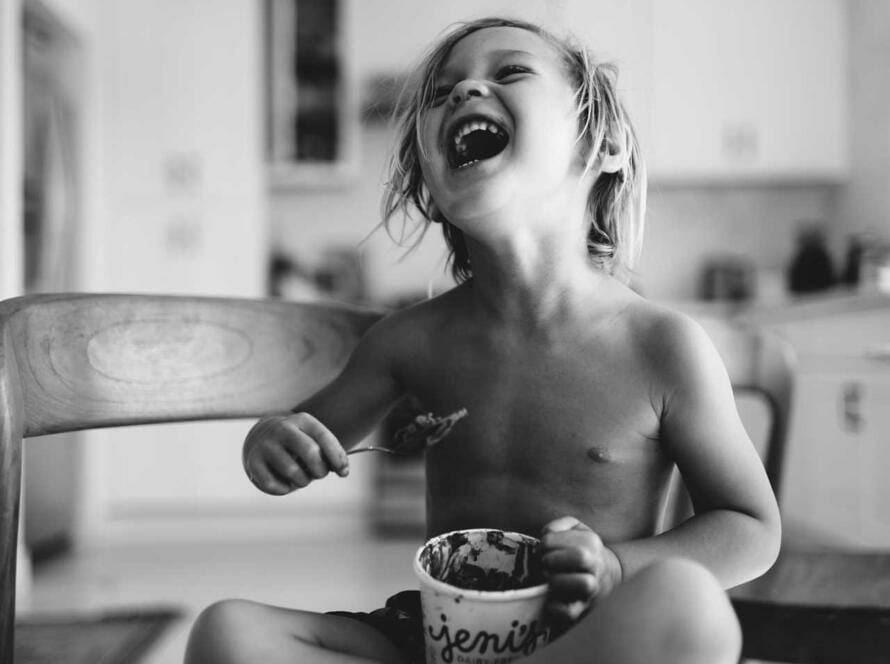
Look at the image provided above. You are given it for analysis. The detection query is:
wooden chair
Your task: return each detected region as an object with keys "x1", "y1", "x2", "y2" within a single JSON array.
[
  {"x1": 0, "y1": 293, "x2": 384, "y2": 662},
  {"x1": 687, "y1": 315, "x2": 890, "y2": 663},
  {"x1": 2, "y1": 294, "x2": 890, "y2": 663}
]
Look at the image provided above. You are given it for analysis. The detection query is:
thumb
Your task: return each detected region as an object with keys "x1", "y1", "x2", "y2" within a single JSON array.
[{"x1": 542, "y1": 516, "x2": 590, "y2": 535}]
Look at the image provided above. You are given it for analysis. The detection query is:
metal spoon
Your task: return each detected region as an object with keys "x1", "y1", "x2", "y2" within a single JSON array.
[
  {"x1": 346, "y1": 407, "x2": 468, "y2": 457},
  {"x1": 347, "y1": 445, "x2": 398, "y2": 456}
]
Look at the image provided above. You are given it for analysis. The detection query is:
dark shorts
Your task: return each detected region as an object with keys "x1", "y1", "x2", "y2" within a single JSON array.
[{"x1": 328, "y1": 590, "x2": 425, "y2": 664}]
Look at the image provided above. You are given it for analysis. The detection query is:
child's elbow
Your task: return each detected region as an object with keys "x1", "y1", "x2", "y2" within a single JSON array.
[{"x1": 751, "y1": 502, "x2": 783, "y2": 579}]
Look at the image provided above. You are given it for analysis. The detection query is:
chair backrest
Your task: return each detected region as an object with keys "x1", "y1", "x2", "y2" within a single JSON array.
[
  {"x1": 663, "y1": 314, "x2": 796, "y2": 528},
  {"x1": 0, "y1": 293, "x2": 384, "y2": 662}
]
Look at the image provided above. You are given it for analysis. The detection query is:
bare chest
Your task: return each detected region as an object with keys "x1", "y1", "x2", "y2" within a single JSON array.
[
  {"x1": 405, "y1": 336, "x2": 659, "y2": 454},
  {"x1": 405, "y1": 340, "x2": 665, "y2": 516},
  {"x1": 412, "y1": 344, "x2": 669, "y2": 537}
]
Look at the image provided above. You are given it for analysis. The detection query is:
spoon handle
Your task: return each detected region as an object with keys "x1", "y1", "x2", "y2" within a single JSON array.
[{"x1": 346, "y1": 446, "x2": 396, "y2": 456}]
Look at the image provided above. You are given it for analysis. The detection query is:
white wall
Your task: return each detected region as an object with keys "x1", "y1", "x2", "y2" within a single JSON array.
[
  {"x1": 641, "y1": 184, "x2": 840, "y2": 300},
  {"x1": 841, "y1": 0, "x2": 890, "y2": 240}
]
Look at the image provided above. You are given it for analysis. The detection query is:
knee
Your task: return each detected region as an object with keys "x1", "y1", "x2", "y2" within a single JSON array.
[
  {"x1": 185, "y1": 599, "x2": 261, "y2": 664},
  {"x1": 636, "y1": 558, "x2": 742, "y2": 664}
]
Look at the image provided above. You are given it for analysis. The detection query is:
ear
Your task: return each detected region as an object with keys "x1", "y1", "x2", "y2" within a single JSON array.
[{"x1": 598, "y1": 132, "x2": 628, "y2": 174}]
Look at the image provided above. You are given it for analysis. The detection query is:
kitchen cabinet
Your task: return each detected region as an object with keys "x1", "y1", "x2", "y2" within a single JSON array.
[
  {"x1": 861, "y1": 375, "x2": 890, "y2": 547},
  {"x1": 648, "y1": 0, "x2": 848, "y2": 182},
  {"x1": 781, "y1": 362, "x2": 890, "y2": 547},
  {"x1": 758, "y1": 300, "x2": 890, "y2": 547}
]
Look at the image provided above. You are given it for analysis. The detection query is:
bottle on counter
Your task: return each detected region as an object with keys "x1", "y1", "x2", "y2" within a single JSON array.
[{"x1": 787, "y1": 224, "x2": 836, "y2": 294}]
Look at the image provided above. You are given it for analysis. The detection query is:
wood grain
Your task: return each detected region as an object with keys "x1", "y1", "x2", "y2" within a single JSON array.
[
  {"x1": 6, "y1": 294, "x2": 383, "y2": 435},
  {"x1": 0, "y1": 293, "x2": 384, "y2": 663},
  {"x1": 0, "y1": 320, "x2": 24, "y2": 662}
]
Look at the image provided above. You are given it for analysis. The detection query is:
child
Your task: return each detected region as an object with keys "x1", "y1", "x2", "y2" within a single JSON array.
[{"x1": 186, "y1": 16, "x2": 780, "y2": 664}]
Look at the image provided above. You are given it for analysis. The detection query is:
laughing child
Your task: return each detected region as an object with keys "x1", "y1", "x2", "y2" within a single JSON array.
[{"x1": 186, "y1": 16, "x2": 780, "y2": 664}]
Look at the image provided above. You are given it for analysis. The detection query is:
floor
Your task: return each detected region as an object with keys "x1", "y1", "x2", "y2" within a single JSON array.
[{"x1": 21, "y1": 534, "x2": 421, "y2": 664}]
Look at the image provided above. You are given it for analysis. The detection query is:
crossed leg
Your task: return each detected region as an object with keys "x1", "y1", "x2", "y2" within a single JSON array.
[
  {"x1": 184, "y1": 557, "x2": 740, "y2": 664},
  {"x1": 184, "y1": 601, "x2": 410, "y2": 664},
  {"x1": 522, "y1": 557, "x2": 742, "y2": 664}
]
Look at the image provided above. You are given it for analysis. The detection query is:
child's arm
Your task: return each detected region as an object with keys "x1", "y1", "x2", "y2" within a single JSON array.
[
  {"x1": 242, "y1": 316, "x2": 405, "y2": 495},
  {"x1": 542, "y1": 313, "x2": 781, "y2": 620},
  {"x1": 613, "y1": 313, "x2": 782, "y2": 584}
]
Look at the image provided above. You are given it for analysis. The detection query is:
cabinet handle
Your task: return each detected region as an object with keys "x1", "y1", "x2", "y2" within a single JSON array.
[{"x1": 839, "y1": 382, "x2": 864, "y2": 433}]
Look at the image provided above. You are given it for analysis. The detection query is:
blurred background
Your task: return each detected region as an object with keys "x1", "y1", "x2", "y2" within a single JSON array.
[{"x1": 1, "y1": 0, "x2": 889, "y2": 661}]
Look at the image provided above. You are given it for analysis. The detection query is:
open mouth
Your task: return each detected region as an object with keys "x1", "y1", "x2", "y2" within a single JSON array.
[{"x1": 447, "y1": 116, "x2": 510, "y2": 169}]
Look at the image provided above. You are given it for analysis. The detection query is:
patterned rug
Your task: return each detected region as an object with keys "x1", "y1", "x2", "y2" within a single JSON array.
[{"x1": 15, "y1": 606, "x2": 183, "y2": 664}]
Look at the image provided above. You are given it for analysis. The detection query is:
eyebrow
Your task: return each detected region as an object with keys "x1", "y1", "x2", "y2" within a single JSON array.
[{"x1": 438, "y1": 49, "x2": 538, "y2": 80}]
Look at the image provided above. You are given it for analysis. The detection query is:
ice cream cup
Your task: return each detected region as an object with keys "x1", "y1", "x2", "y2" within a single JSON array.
[{"x1": 413, "y1": 528, "x2": 551, "y2": 664}]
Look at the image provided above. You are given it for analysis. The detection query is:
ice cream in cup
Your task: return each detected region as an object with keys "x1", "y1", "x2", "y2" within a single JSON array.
[{"x1": 413, "y1": 529, "x2": 551, "y2": 664}]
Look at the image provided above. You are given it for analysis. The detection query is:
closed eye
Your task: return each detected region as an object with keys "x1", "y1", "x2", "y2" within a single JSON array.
[
  {"x1": 496, "y1": 64, "x2": 532, "y2": 80},
  {"x1": 429, "y1": 84, "x2": 453, "y2": 107}
]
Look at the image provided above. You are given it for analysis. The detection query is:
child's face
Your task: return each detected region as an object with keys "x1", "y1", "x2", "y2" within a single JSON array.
[{"x1": 418, "y1": 27, "x2": 586, "y2": 230}]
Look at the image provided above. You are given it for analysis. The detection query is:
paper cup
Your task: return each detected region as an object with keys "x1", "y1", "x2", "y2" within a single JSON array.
[{"x1": 414, "y1": 529, "x2": 551, "y2": 664}]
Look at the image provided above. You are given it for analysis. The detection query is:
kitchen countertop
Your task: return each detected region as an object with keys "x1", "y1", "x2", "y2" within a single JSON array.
[
  {"x1": 664, "y1": 291, "x2": 890, "y2": 368},
  {"x1": 664, "y1": 290, "x2": 890, "y2": 325},
  {"x1": 742, "y1": 290, "x2": 890, "y2": 324}
]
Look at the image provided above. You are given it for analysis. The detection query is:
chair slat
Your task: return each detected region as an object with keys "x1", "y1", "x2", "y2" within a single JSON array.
[{"x1": 5, "y1": 294, "x2": 383, "y2": 436}]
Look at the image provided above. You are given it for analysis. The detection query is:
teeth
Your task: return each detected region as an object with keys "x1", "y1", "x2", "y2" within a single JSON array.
[
  {"x1": 452, "y1": 119, "x2": 504, "y2": 147},
  {"x1": 448, "y1": 116, "x2": 509, "y2": 169}
]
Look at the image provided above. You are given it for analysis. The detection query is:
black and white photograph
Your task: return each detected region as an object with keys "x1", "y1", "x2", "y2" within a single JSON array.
[{"x1": 1, "y1": 1, "x2": 888, "y2": 663}]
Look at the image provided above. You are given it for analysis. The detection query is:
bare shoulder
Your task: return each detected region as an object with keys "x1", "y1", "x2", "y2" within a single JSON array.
[
  {"x1": 358, "y1": 285, "x2": 467, "y2": 359},
  {"x1": 621, "y1": 299, "x2": 725, "y2": 384}
]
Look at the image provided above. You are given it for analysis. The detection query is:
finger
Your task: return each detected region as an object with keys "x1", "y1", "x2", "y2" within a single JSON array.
[
  {"x1": 243, "y1": 415, "x2": 286, "y2": 467},
  {"x1": 547, "y1": 572, "x2": 600, "y2": 602},
  {"x1": 282, "y1": 432, "x2": 331, "y2": 480},
  {"x1": 542, "y1": 516, "x2": 584, "y2": 535},
  {"x1": 267, "y1": 445, "x2": 313, "y2": 487},
  {"x1": 248, "y1": 462, "x2": 293, "y2": 495},
  {"x1": 544, "y1": 599, "x2": 589, "y2": 625},
  {"x1": 542, "y1": 547, "x2": 600, "y2": 575},
  {"x1": 542, "y1": 528, "x2": 602, "y2": 557},
  {"x1": 290, "y1": 413, "x2": 349, "y2": 477}
]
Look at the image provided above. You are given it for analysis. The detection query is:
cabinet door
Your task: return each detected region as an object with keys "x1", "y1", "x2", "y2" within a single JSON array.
[
  {"x1": 103, "y1": 0, "x2": 266, "y2": 297},
  {"x1": 649, "y1": 0, "x2": 847, "y2": 181},
  {"x1": 782, "y1": 370, "x2": 865, "y2": 545},
  {"x1": 859, "y1": 372, "x2": 890, "y2": 547},
  {"x1": 80, "y1": 0, "x2": 273, "y2": 544}
]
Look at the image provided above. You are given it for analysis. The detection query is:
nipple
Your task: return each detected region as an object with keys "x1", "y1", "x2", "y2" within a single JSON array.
[{"x1": 586, "y1": 446, "x2": 612, "y2": 463}]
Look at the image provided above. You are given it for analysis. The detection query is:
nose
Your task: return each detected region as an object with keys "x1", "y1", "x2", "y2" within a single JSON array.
[{"x1": 449, "y1": 79, "x2": 489, "y2": 106}]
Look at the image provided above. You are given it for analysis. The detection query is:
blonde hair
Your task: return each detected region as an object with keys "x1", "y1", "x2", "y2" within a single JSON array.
[{"x1": 381, "y1": 16, "x2": 647, "y2": 285}]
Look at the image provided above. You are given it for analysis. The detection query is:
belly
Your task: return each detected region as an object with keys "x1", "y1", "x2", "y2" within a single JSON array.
[{"x1": 424, "y1": 454, "x2": 673, "y2": 542}]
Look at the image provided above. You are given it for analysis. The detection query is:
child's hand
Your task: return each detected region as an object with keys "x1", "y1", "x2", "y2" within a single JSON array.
[
  {"x1": 540, "y1": 516, "x2": 623, "y2": 627},
  {"x1": 242, "y1": 412, "x2": 349, "y2": 495}
]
